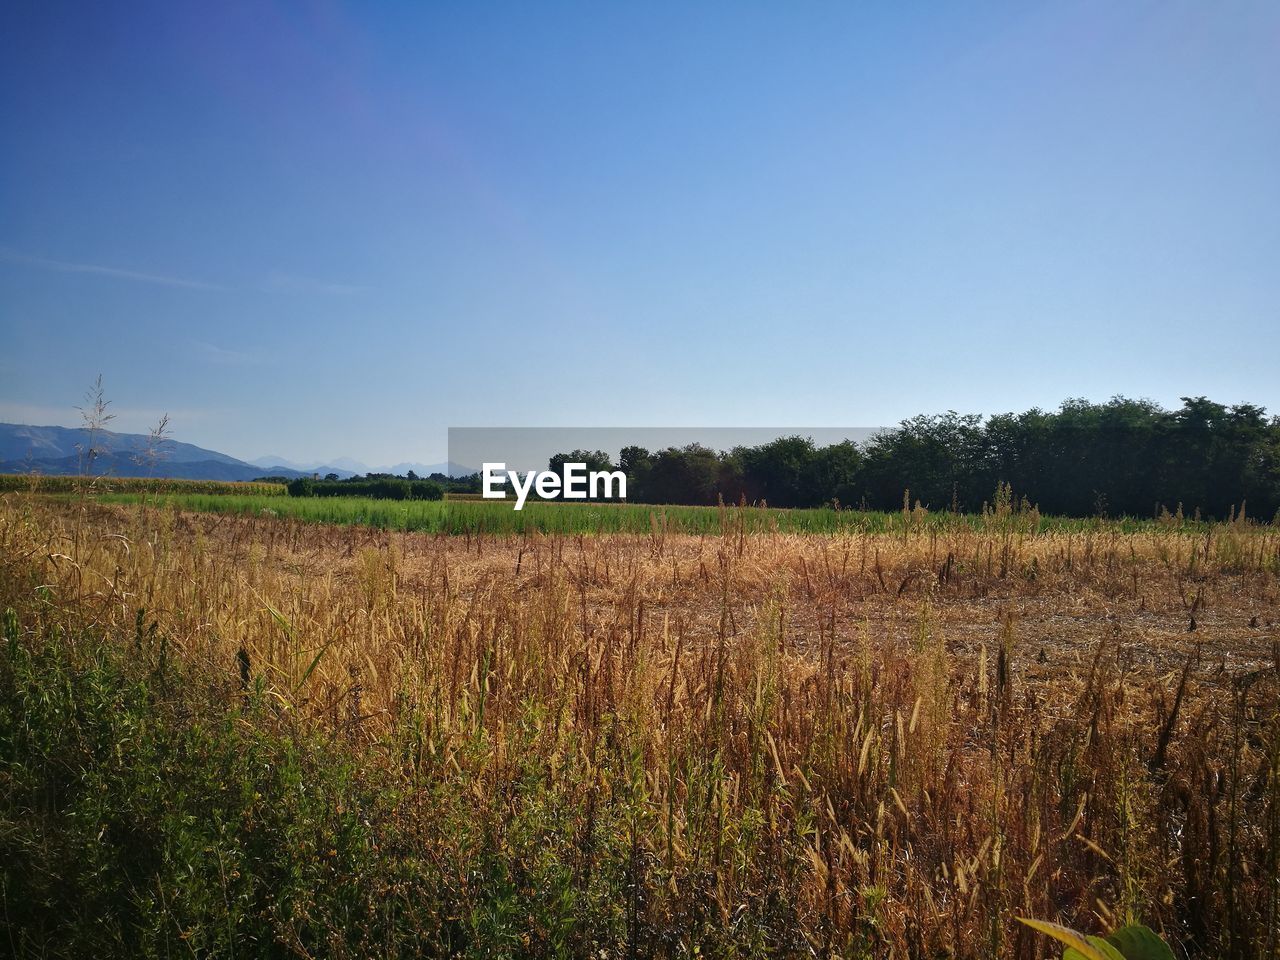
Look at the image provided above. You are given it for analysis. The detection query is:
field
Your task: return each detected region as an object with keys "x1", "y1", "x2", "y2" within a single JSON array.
[
  {"x1": 96, "y1": 489, "x2": 1202, "y2": 536},
  {"x1": 0, "y1": 472, "x2": 287, "y2": 496},
  {"x1": 2, "y1": 491, "x2": 1278, "y2": 958}
]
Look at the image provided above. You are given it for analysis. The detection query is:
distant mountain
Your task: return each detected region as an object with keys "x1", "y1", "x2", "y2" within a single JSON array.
[
  {"x1": 247, "y1": 456, "x2": 359, "y2": 479},
  {"x1": 250, "y1": 457, "x2": 474, "y2": 479},
  {"x1": 0, "y1": 423, "x2": 473, "y2": 482},
  {"x1": 324, "y1": 456, "x2": 372, "y2": 474},
  {"x1": 0, "y1": 423, "x2": 313, "y2": 482},
  {"x1": 0, "y1": 423, "x2": 248, "y2": 467},
  {"x1": 248, "y1": 455, "x2": 308, "y2": 471}
]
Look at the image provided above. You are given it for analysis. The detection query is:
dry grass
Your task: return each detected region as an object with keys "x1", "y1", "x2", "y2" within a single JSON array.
[{"x1": 2, "y1": 493, "x2": 1278, "y2": 957}]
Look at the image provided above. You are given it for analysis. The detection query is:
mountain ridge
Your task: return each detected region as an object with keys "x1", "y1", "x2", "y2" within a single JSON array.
[{"x1": 0, "y1": 423, "x2": 470, "y2": 482}]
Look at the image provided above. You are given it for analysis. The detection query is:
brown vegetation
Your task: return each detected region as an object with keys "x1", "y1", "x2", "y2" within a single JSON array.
[{"x1": 2, "y1": 494, "x2": 1278, "y2": 957}]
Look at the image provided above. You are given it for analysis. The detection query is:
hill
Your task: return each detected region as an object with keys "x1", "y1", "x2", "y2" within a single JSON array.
[
  {"x1": 0, "y1": 423, "x2": 475, "y2": 483},
  {"x1": 0, "y1": 423, "x2": 307, "y2": 482}
]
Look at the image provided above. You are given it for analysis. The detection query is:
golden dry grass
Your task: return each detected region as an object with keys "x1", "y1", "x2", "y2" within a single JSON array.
[{"x1": 3, "y1": 493, "x2": 1278, "y2": 957}]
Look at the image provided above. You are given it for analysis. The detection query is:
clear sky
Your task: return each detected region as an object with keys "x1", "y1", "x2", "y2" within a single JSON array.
[{"x1": 2, "y1": 1, "x2": 1277, "y2": 465}]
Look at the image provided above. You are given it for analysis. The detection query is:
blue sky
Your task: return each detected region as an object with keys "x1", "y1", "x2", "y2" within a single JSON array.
[{"x1": 2, "y1": 1, "x2": 1277, "y2": 464}]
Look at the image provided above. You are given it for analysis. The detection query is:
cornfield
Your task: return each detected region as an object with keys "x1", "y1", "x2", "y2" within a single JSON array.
[{"x1": 0, "y1": 473, "x2": 287, "y2": 496}]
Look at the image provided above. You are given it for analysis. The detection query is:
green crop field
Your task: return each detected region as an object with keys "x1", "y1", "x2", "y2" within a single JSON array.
[
  {"x1": 83, "y1": 489, "x2": 1208, "y2": 536},
  {"x1": 0, "y1": 474, "x2": 288, "y2": 496}
]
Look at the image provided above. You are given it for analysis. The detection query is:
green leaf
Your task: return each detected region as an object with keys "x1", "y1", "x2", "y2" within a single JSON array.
[
  {"x1": 1065, "y1": 939, "x2": 1126, "y2": 960},
  {"x1": 262, "y1": 598, "x2": 295, "y2": 643},
  {"x1": 1018, "y1": 918, "x2": 1114, "y2": 960},
  {"x1": 294, "y1": 638, "x2": 334, "y2": 693},
  {"x1": 1106, "y1": 925, "x2": 1175, "y2": 960}
]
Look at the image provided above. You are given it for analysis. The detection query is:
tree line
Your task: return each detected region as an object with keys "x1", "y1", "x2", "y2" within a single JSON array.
[
  {"x1": 549, "y1": 397, "x2": 1280, "y2": 519},
  {"x1": 286, "y1": 475, "x2": 444, "y2": 501}
]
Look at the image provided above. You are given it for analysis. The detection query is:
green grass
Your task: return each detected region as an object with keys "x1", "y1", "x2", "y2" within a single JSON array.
[{"x1": 83, "y1": 491, "x2": 1198, "y2": 536}]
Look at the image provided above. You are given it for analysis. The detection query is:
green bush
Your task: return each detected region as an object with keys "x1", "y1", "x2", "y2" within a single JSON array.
[{"x1": 0, "y1": 612, "x2": 438, "y2": 957}]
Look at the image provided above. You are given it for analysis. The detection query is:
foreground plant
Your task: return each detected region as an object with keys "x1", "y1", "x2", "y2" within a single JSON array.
[{"x1": 1018, "y1": 917, "x2": 1175, "y2": 960}]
